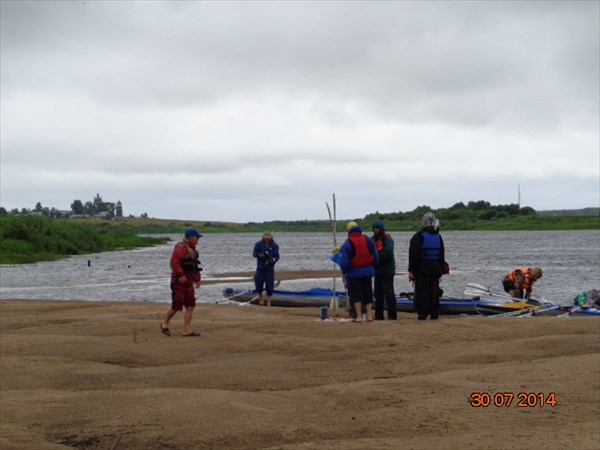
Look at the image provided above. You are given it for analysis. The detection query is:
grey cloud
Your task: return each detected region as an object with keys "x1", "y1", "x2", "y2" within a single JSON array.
[{"x1": 1, "y1": 1, "x2": 598, "y2": 221}]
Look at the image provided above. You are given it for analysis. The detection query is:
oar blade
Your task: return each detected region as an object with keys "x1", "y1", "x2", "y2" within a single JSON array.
[
  {"x1": 329, "y1": 295, "x2": 339, "y2": 311},
  {"x1": 466, "y1": 282, "x2": 491, "y2": 293},
  {"x1": 464, "y1": 288, "x2": 485, "y2": 298},
  {"x1": 240, "y1": 294, "x2": 260, "y2": 306},
  {"x1": 557, "y1": 306, "x2": 581, "y2": 318}
]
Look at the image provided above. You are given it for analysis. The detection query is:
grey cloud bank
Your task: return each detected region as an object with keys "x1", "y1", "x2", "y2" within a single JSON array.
[{"x1": 1, "y1": 1, "x2": 598, "y2": 222}]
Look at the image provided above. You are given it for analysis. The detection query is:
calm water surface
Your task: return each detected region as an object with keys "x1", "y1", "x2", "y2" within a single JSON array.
[{"x1": 1, "y1": 231, "x2": 598, "y2": 306}]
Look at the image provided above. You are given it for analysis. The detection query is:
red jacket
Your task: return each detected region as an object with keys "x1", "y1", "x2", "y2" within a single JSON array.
[{"x1": 170, "y1": 239, "x2": 201, "y2": 286}]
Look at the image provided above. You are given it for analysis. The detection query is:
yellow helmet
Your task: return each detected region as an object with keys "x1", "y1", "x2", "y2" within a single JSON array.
[{"x1": 346, "y1": 221, "x2": 358, "y2": 231}]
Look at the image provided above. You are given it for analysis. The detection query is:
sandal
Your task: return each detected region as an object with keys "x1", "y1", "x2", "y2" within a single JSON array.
[
  {"x1": 160, "y1": 324, "x2": 171, "y2": 336},
  {"x1": 182, "y1": 332, "x2": 201, "y2": 337}
]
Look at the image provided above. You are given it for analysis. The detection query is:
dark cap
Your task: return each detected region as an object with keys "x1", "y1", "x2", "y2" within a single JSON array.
[{"x1": 184, "y1": 229, "x2": 202, "y2": 238}]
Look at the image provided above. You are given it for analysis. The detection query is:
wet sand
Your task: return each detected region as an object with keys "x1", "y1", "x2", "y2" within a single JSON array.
[{"x1": 1, "y1": 295, "x2": 599, "y2": 449}]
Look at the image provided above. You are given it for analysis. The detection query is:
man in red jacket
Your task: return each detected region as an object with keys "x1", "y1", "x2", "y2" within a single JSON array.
[{"x1": 161, "y1": 229, "x2": 202, "y2": 337}]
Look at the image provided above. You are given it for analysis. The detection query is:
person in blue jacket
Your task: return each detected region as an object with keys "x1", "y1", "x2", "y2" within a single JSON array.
[
  {"x1": 408, "y1": 212, "x2": 445, "y2": 320},
  {"x1": 253, "y1": 231, "x2": 280, "y2": 306},
  {"x1": 338, "y1": 221, "x2": 379, "y2": 322}
]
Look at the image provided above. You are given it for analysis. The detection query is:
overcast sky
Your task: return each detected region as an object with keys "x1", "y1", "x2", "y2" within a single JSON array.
[{"x1": 1, "y1": 1, "x2": 598, "y2": 222}]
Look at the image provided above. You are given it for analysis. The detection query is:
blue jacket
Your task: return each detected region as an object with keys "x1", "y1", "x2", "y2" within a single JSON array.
[
  {"x1": 338, "y1": 226, "x2": 379, "y2": 279},
  {"x1": 253, "y1": 239, "x2": 280, "y2": 270}
]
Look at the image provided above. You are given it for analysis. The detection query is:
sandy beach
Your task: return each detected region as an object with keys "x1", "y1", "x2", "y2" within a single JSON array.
[{"x1": 1, "y1": 296, "x2": 599, "y2": 450}]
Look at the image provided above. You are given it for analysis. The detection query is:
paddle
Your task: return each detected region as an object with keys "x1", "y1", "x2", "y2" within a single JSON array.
[
  {"x1": 216, "y1": 288, "x2": 253, "y2": 304},
  {"x1": 530, "y1": 305, "x2": 561, "y2": 316},
  {"x1": 238, "y1": 280, "x2": 282, "y2": 307},
  {"x1": 239, "y1": 295, "x2": 260, "y2": 307},
  {"x1": 557, "y1": 306, "x2": 581, "y2": 318},
  {"x1": 488, "y1": 308, "x2": 535, "y2": 318},
  {"x1": 326, "y1": 193, "x2": 340, "y2": 312},
  {"x1": 465, "y1": 283, "x2": 529, "y2": 304}
]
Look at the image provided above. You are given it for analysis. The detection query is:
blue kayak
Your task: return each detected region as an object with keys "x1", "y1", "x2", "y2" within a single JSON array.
[
  {"x1": 222, "y1": 287, "x2": 489, "y2": 314},
  {"x1": 222, "y1": 287, "x2": 348, "y2": 308}
]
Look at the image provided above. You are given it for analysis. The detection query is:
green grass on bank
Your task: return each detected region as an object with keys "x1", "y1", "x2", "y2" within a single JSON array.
[
  {"x1": 0, "y1": 216, "x2": 169, "y2": 264},
  {"x1": 1, "y1": 214, "x2": 598, "y2": 265}
]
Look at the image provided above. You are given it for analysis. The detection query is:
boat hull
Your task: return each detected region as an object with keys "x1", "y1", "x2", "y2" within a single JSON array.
[
  {"x1": 474, "y1": 303, "x2": 600, "y2": 317},
  {"x1": 474, "y1": 301, "x2": 543, "y2": 316},
  {"x1": 222, "y1": 287, "x2": 348, "y2": 308},
  {"x1": 395, "y1": 298, "x2": 499, "y2": 315},
  {"x1": 222, "y1": 288, "x2": 487, "y2": 314}
]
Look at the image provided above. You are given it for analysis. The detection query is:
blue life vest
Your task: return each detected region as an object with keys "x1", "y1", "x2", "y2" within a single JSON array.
[{"x1": 420, "y1": 232, "x2": 441, "y2": 261}]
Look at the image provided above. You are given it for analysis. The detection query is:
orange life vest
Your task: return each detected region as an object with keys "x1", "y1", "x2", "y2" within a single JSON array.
[{"x1": 508, "y1": 267, "x2": 534, "y2": 290}]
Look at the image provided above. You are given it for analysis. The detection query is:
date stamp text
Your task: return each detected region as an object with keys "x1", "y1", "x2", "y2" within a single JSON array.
[{"x1": 469, "y1": 392, "x2": 557, "y2": 408}]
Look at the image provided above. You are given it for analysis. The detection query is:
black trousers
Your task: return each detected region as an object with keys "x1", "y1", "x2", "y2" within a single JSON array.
[
  {"x1": 413, "y1": 275, "x2": 440, "y2": 320},
  {"x1": 374, "y1": 274, "x2": 397, "y2": 320}
]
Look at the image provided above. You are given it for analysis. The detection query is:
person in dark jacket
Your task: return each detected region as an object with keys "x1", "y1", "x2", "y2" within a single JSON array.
[
  {"x1": 161, "y1": 229, "x2": 203, "y2": 337},
  {"x1": 339, "y1": 221, "x2": 379, "y2": 322},
  {"x1": 372, "y1": 219, "x2": 397, "y2": 320},
  {"x1": 408, "y1": 213, "x2": 445, "y2": 320},
  {"x1": 253, "y1": 231, "x2": 280, "y2": 306}
]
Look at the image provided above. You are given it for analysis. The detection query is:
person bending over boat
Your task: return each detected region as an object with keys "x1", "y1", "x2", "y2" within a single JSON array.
[
  {"x1": 338, "y1": 221, "x2": 379, "y2": 322},
  {"x1": 502, "y1": 267, "x2": 543, "y2": 300},
  {"x1": 253, "y1": 231, "x2": 280, "y2": 306},
  {"x1": 408, "y1": 213, "x2": 445, "y2": 320},
  {"x1": 161, "y1": 229, "x2": 203, "y2": 337},
  {"x1": 372, "y1": 219, "x2": 397, "y2": 320}
]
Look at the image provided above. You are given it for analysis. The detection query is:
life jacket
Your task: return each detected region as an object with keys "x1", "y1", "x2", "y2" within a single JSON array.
[
  {"x1": 374, "y1": 232, "x2": 391, "y2": 253},
  {"x1": 175, "y1": 240, "x2": 201, "y2": 274},
  {"x1": 348, "y1": 233, "x2": 375, "y2": 268},
  {"x1": 508, "y1": 268, "x2": 533, "y2": 290},
  {"x1": 420, "y1": 232, "x2": 441, "y2": 261}
]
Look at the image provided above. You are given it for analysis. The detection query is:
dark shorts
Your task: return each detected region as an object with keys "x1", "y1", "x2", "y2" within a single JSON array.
[
  {"x1": 254, "y1": 269, "x2": 275, "y2": 295},
  {"x1": 347, "y1": 277, "x2": 374, "y2": 306},
  {"x1": 170, "y1": 282, "x2": 196, "y2": 311},
  {"x1": 502, "y1": 276, "x2": 515, "y2": 293}
]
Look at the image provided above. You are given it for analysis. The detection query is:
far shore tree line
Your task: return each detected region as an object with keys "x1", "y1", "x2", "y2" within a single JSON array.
[
  {"x1": 0, "y1": 199, "x2": 597, "y2": 231},
  {"x1": 0, "y1": 193, "x2": 149, "y2": 220}
]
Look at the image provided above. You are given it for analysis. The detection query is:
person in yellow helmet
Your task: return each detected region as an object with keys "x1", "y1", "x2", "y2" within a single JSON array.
[{"x1": 338, "y1": 221, "x2": 379, "y2": 322}]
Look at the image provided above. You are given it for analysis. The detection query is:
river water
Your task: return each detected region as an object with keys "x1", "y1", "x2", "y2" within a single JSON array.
[{"x1": 1, "y1": 231, "x2": 598, "y2": 306}]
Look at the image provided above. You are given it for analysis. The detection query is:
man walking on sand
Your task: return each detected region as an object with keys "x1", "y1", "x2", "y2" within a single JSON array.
[{"x1": 161, "y1": 229, "x2": 203, "y2": 337}]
